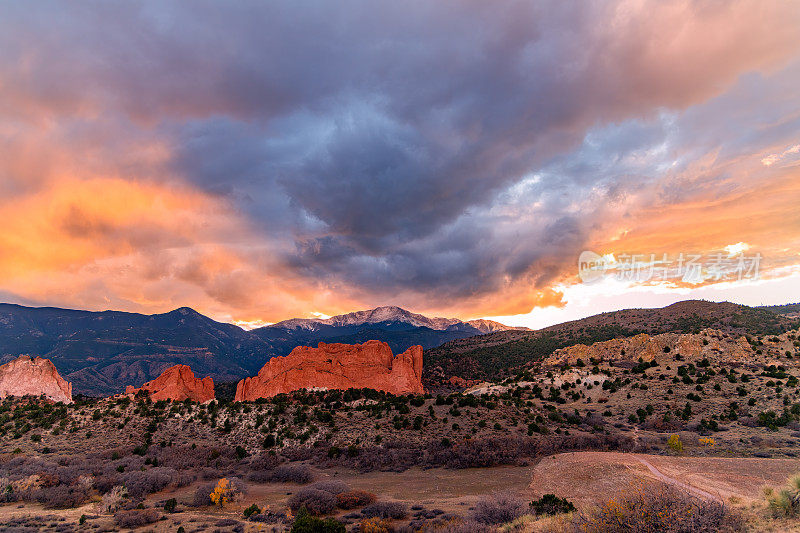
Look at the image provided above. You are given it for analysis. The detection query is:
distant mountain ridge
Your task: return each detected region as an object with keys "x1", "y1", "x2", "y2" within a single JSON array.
[
  {"x1": 0, "y1": 303, "x2": 266, "y2": 397},
  {"x1": 269, "y1": 306, "x2": 526, "y2": 334},
  {"x1": 0, "y1": 303, "x2": 519, "y2": 395},
  {"x1": 248, "y1": 306, "x2": 524, "y2": 373},
  {"x1": 761, "y1": 302, "x2": 800, "y2": 318}
]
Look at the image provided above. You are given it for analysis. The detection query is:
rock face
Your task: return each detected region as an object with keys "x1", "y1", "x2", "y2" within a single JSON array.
[
  {"x1": 125, "y1": 364, "x2": 214, "y2": 402},
  {"x1": 448, "y1": 375, "x2": 482, "y2": 389},
  {"x1": 545, "y1": 328, "x2": 753, "y2": 367},
  {"x1": 0, "y1": 356, "x2": 73, "y2": 403},
  {"x1": 235, "y1": 340, "x2": 424, "y2": 401}
]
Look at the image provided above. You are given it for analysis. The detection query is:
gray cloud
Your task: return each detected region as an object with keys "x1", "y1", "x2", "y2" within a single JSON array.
[{"x1": 1, "y1": 0, "x2": 798, "y2": 314}]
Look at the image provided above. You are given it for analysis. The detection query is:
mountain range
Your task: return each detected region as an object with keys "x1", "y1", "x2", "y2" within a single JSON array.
[
  {"x1": 0, "y1": 304, "x2": 522, "y2": 395},
  {"x1": 1, "y1": 300, "x2": 796, "y2": 396},
  {"x1": 269, "y1": 306, "x2": 519, "y2": 333}
]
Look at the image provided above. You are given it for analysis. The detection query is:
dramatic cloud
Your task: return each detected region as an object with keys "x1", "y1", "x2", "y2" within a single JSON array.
[{"x1": 0, "y1": 0, "x2": 798, "y2": 321}]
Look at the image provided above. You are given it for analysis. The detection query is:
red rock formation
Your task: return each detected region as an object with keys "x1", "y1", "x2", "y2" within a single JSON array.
[
  {"x1": 0, "y1": 356, "x2": 73, "y2": 404},
  {"x1": 235, "y1": 340, "x2": 424, "y2": 401},
  {"x1": 449, "y1": 375, "x2": 468, "y2": 388},
  {"x1": 448, "y1": 376, "x2": 481, "y2": 389},
  {"x1": 125, "y1": 364, "x2": 214, "y2": 402}
]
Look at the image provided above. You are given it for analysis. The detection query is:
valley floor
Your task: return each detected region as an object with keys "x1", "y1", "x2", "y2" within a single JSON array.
[{"x1": 1, "y1": 452, "x2": 799, "y2": 531}]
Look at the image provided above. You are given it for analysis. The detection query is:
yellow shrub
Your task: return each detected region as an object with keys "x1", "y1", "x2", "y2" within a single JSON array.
[
  {"x1": 667, "y1": 434, "x2": 683, "y2": 453},
  {"x1": 210, "y1": 478, "x2": 232, "y2": 508},
  {"x1": 699, "y1": 437, "x2": 716, "y2": 447}
]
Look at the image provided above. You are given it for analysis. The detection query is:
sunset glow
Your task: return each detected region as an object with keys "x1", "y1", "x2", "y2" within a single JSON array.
[{"x1": 1, "y1": 1, "x2": 799, "y2": 326}]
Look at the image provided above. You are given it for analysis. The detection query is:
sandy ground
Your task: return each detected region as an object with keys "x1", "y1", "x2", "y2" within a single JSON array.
[{"x1": 530, "y1": 451, "x2": 800, "y2": 506}]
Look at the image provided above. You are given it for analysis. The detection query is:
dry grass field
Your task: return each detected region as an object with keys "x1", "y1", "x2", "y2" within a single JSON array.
[{"x1": 530, "y1": 451, "x2": 800, "y2": 505}]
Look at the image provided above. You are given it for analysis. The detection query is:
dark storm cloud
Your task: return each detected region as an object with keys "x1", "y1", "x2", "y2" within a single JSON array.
[{"x1": 1, "y1": 0, "x2": 798, "y2": 315}]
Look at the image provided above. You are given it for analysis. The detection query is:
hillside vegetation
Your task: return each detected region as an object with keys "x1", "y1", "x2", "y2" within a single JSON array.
[{"x1": 426, "y1": 301, "x2": 800, "y2": 382}]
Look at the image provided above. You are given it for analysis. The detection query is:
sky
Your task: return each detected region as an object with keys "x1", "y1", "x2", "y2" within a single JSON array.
[{"x1": 1, "y1": 0, "x2": 799, "y2": 329}]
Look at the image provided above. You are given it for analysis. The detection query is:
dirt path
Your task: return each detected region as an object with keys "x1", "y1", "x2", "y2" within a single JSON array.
[
  {"x1": 634, "y1": 455, "x2": 720, "y2": 502},
  {"x1": 530, "y1": 451, "x2": 800, "y2": 507}
]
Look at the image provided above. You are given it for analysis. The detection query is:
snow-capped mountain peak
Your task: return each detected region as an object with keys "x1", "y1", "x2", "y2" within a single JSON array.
[{"x1": 269, "y1": 306, "x2": 524, "y2": 333}]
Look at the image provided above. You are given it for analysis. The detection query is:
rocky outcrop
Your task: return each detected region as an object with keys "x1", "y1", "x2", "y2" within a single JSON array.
[
  {"x1": 235, "y1": 340, "x2": 424, "y2": 401},
  {"x1": 125, "y1": 364, "x2": 214, "y2": 402},
  {"x1": 449, "y1": 376, "x2": 468, "y2": 388},
  {"x1": 448, "y1": 375, "x2": 482, "y2": 389},
  {"x1": 545, "y1": 329, "x2": 753, "y2": 367},
  {"x1": 0, "y1": 356, "x2": 73, "y2": 403}
]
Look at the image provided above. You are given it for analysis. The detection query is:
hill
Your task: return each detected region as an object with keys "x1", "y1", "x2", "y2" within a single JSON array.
[
  {"x1": 760, "y1": 302, "x2": 800, "y2": 318},
  {"x1": 425, "y1": 300, "x2": 800, "y2": 382}
]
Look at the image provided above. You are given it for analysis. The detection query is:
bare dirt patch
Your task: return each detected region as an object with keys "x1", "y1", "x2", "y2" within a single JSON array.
[{"x1": 530, "y1": 451, "x2": 800, "y2": 507}]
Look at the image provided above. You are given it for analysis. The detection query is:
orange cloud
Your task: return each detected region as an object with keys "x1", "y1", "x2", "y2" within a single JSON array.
[
  {"x1": 596, "y1": 0, "x2": 800, "y2": 111},
  {"x1": 571, "y1": 152, "x2": 800, "y2": 298},
  {"x1": 0, "y1": 177, "x2": 222, "y2": 275},
  {"x1": 600, "y1": 172, "x2": 800, "y2": 263},
  {"x1": 0, "y1": 176, "x2": 367, "y2": 321}
]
